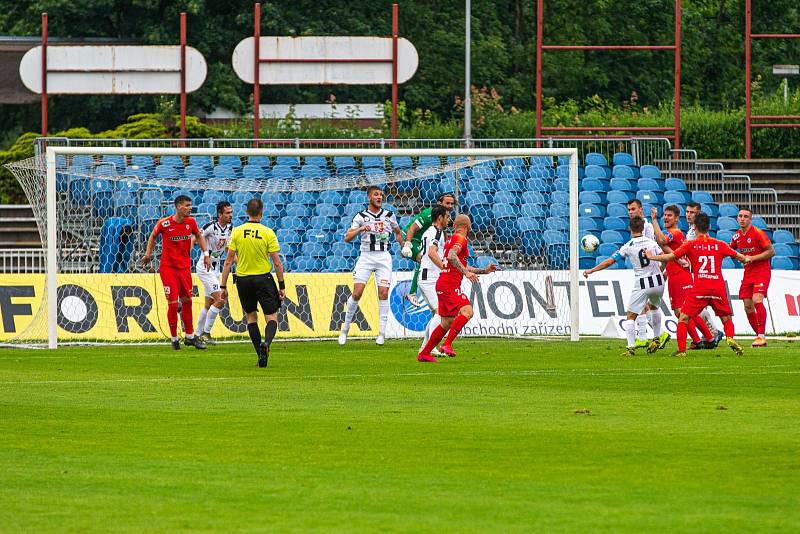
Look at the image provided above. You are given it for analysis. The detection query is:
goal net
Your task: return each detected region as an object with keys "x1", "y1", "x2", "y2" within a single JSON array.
[{"x1": 4, "y1": 147, "x2": 579, "y2": 348}]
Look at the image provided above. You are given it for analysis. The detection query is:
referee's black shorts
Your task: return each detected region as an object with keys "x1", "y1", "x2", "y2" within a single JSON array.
[{"x1": 235, "y1": 273, "x2": 281, "y2": 315}]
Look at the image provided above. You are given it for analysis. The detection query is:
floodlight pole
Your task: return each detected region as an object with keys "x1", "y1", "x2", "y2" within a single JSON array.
[
  {"x1": 41, "y1": 12, "x2": 48, "y2": 136},
  {"x1": 179, "y1": 12, "x2": 187, "y2": 142},
  {"x1": 464, "y1": 0, "x2": 472, "y2": 147},
  {"x1": 254, "y1": 2, "x2": 261, "y2": 142}
]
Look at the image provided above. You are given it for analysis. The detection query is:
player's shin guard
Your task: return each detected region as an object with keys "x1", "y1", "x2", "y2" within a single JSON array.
[
  {"x1": 443, "y1": 314, "x2": 470, "y2": 347},
  {"x1": 342, "y1": 296, "x2": 359, "y2": 331},
  {"x1": 622, "y1": 319, "x2": 636, "y2": 348},
  {"x1": 180, "y1": 301, "x2": 194, "y2": 336},
  {"x1": 677, "y1": 321, "x2": 688, "y2": 352},
  {"x1": 205, "y1": 305, "x2": 221, "y2": 333},
  {"x1": 686, "y1": 320, "x2": 701, "y2": 343},
  {"x1": 196, "y1": 307, "x2": 208, "y2": 335},
  {"x1": 264, "y1": 320, "x2": 277, "y2": 346},
  {"x1": 167, "y1": 302, "x2": 179, "y2": 338},
  {"x1": 755, "y1": 302, "x2": 767, "y2": 336},
  {"x1": 693, "y1": 315, "x2": 714, "y2": 341},
  {"x1": 723, "y1": 319, "x2": 735, "y2": 338},
  {"x1": 635, "y1": 315, "x2": 648, "y2": 341},
  {"x1": 746, "y1": 311, "x2": 759, "y2": 334},
  {"x1": 378, "y1": 299, "x2": 389, "y2": 337},
  {"x1": 420, "y1": 314, "x2": 441, "y2": 352},
  {"x1": 247, "y1": 322, "x2": 262, "y2": 355},
  {"x1": 648, "y1": 309, "x2": 663, "y2": 337},
  {"x1": 420, "y1": 325, "x2": 447, "y2": 356}
]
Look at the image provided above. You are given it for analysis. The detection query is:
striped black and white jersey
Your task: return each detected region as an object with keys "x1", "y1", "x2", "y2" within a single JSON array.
[
  {"x1": 613, "y1": 236, "x2": 663, "y2": 281},
  {"x1": 350, "y1": 208, "x2": 400, "y2": 253},
  {"x1": 419, "y1": 225, "x2": 446, "y2": 282},
  {"x1": 686, "y1": 224, "x2": 697, "y2": 241},
  {"x1": 195, "y1": 220, "x2": 232, "y2": 271}
]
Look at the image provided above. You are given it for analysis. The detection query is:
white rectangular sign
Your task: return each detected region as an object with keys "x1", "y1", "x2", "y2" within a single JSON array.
[
  {"x1": 232, "y1": 36, "x2": 418, "y2": 85},
  {"x1": 20, "y1": 45, "x2": 207, "y2": 94},
  {"x1": 386, "y1": 269, "x2": 800, "y2": 339}
]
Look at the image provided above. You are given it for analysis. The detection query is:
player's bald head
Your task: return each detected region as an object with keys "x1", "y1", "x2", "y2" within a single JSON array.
[{"x1": 453, "y1": 214, "x2": 471, "y2": 229}]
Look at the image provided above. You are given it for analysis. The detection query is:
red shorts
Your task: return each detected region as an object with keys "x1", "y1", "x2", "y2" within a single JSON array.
[
  {"x1": 667, "y1": 271, "x2": 694, "y2": 311},
  {"x1": 437, "y1": 287, "x2": 471, "y2": 317},
  {"x1": 159, "y1": 268, "x2": 193, "y2": 301},
  {"x1": 681, "y1": 290, "x2": 732, "y2": 318},
  {"x1": 738, "y1": 271, "x2": 771, "y2": 300}
]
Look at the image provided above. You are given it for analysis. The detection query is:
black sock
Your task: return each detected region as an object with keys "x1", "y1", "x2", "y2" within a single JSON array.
[
  {"x1": 264, "y1": 320, "x2": 278, "y2": 346},
  {"x1": 247, "y1": 322, "x2": 261, "y2": 355}
]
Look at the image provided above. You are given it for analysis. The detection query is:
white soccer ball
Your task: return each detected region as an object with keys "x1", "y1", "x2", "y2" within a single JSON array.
[{"x1": 581, "y1": 234, "x2": 600, "y2": 253}]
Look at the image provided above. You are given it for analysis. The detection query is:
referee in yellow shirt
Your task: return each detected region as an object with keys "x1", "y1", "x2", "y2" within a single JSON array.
[{"x1": 220, "y1": 198, "x2": 285, "y2": 368}]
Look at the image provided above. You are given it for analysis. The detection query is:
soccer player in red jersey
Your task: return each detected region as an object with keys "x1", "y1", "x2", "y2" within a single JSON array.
[
  {"x1": 730, "y1": 208, "x2": 775, "y2": 347},
  {"x1": 417, "y1": 214, "x2": 496, "y2": 362},
  {"x1": 647, "y1": 212, "x2": 750, "y2": 357},
  {"x1": 142, "y1": 195, "x2": 212, "y2": 350},
  {"x1": 651, "y1": 205, "x2": 716, "y2": 349}
]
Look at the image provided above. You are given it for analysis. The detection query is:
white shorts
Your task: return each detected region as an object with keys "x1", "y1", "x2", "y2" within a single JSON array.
[
  {"x1": 417, "y1": 278, "x2": 439, "y2": 312},
  {"x1": 627, "y1": 277, "x2": 665, "y2": 314},
  {"x1": 353, "y1": 252, "x2": 393, "y2": 288},
  {"x1": 196, "y1": 263, "x2": 222, "y2": 297}
]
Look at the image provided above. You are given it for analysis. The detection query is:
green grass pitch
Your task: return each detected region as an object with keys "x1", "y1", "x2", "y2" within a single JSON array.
[{"x1": 1, "y1": 338, "x2": 799, "y2": 532}]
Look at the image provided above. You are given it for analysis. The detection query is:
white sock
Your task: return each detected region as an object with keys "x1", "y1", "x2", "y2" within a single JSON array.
[
  {"x1": 205, "y1": 305, "x2": 221, "y2": 333},
  {"x1": 171, "y1": 336, "x2": 179, "y2": 342},
  {"x1": 623, "y1": 319, "x2": 636, "y2": 348},
  {"x1": 636, "y1": 315, "x2": 648, "y2": 341},
  {"x1": 186, "y1": 332, "x2": 194, "y2": 339},
  {"x1": 700, "y1": 308, "x2": 721, "y2": 334},
  {"x1": 648, "y1": 309, "x2": 663, "y2": 337},
  {"x1": 342, "y1": 296, "x2": 359, "y2": 331},
  {"x1": 420, "y1": 313, "x2": 441, "y2": 352},
  {"x1": 196, "y1": 307, "x2": 208, "y2": 335},
  {"x1": 379, "y1": 299, "x2": 389, "y2": 337}
]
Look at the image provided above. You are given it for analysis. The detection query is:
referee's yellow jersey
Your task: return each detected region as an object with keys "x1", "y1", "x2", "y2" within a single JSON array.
[{"x1": 228, "y1": 222, "x2": 280, "y2": 275}]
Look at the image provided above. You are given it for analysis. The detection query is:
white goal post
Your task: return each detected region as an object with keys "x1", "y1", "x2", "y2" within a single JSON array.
[{"x1": 35, "y1": 146, "x2": 580, "y2": 348}]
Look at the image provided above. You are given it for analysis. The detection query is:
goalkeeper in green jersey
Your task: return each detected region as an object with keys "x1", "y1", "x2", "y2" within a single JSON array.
[{"x1": 401, "y1": 193, "x2": 456, "y2": 306}]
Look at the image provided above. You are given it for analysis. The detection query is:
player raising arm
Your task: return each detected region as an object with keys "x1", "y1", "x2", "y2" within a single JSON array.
[
  {"x1": 417, "y1": 214, "x2": 496, "y2": 362},
  {"x1": 646, "y1": 212, "x2": 751, "y2": 357},
  {"x1": 141, "y1": 195, "x2": 210, "y2": 350}
]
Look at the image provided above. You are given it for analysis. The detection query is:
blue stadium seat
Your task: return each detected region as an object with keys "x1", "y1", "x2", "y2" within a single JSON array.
[
  {"x1": 194, "y1": 202, "x2": 216, "y2": 218},
  {"x1": 361, "y1": 156, "x2": 385, "y2": 169},
  {"x1": 247, "y1": 155, "x2": 272, "y2": 168},
  {"x1": 717, "y1": 217, "x2": 738, "y2": 231},
  {"x1": 607, "y1": 189, "x2": 635, "y2": 208},
  {"x1": 390, "y1": 156, "x2": 413, "y2": 170},
  {"x1": 518, "y1": 217, "x2": 546, "y2": 233},
  {"x1": 279, "y1": 216, "x2": 305, "y2": 231},
  {"x1": 101, "y1": 155, "x2": 126, "y2": 172},
  {"x1": 752, "y1": 216, "x2": 769, "y2": 230},
  {"x1": 522, "y1": 191, "x2": 549, "y2": 205},
  {"x1": 613, "y1": 152, "x2": 635, "y2": 166},
  {"x1": 276, "y1": 156, "x2": 300, "y2": 168},
  {"x1": 284, "y1": 204, "x2": 310, "y2": 218},
  {"x1": 304, "y1": 229, "x2": 333, "y2": 244},
  {"x1": 584, "y1": 165, "x2": 610, "y2": 180},
  {"x1": 773, "y1": 229, "x2": 797, "y2": 244},
  {"x1": 594, "y1": 256, "x2": 618, "y2": 270},
  {"x1": 582, "y1": 178, "x2": 609, "y2": 193},
  {"x1": 549, "y1": 204, "x2": 569, "y2": 218},
  {"x1": 719, "y1": 204, "x2": 739, "y2": 218},
  {"x1": 637, "y1": 190, "x2": 663, "y2": 205},
  {"x1": 271, "y1": 164, "x2": 297, "y2": 180},
  {"x1": 579, "y1": 216, "x2": 601, "y2": 233},
  {"x1": 692, "y1": 191, "x2": 715, "y2": 204},
  {"x1": 665, "y1": 177, "x2": 688, "y2": 190},
  {"x1": 131, "y1": 155, "x2": 155, "y2": 171},
  {"x1": 290, "y1": 191, "x2": 316, "y2": 206},
  {"x1": 159, "y1": 155, "x2": 183, "y2": 168},
  {"x1": 213, "y1": 165, "x2": 241, "y2": 180},
  {"x1": 521, "y1": 203, "x2": 548, "y2": 218},
  {"x1": 612, "y1": 165, "x2": 637, "y2": 180},
  {"x1": 637, "y1": 178, "x2": 664, "y2": 192},
  {"x1": 494, "y1": 203, "x2": 519, "y2": 220},
  {"x1": 606, "y1": 203, "x2": 628, "y2": 218},
  {"x1": 722, "y1": 257, "x2": 737, "y2": 269},
  {"x1": 468, "y1": 178, "x2": 493, "y2": 192},
  {"x1": 715, "y1": 229, "x2": 734, "y2": 243},
  {"x1": 772, "y1": 257, "x2": 797, "y2": 270},
  {"x1": 497, "y1": 177, "x2": 523, "y2": 193},
  {"x1": 332, "y1": 241, "x2": 358, "y2": 258},
  {"x1": 493, "y1": 190, "x2": 520, "y2": 206},
  {"x1": 643, "y1": 204, "x2": 662, "y2": 218},
  {"x1": 579, "y1": 191, "x2": 604, "y2": 205},
  {"x1": 325, "y1": 256, "x2": 355, "y2": 272},
  {"x1": 216, "y1": 155, "x2": 241, "y2": 168},
  {"x1": 293, "y1": 256, "x2": 321, "y2": 272},
  {"x1": 604, "y1": 217, "x2": 628, "y2": 231},
  {"x1": 243, "y1": 164, "x2": 269, "y2": 180},
  {"x1": 364, "y1": 168, "x2": 388, "y2": 184},
  {"x1": 520, "y1": 229, "x2": 545, "y2": 256},
  {"x1": 113, "y1": 191, "x2": 137, "y2": 219},
  {"x1": 553, "y1": 178, "x2": 569, "y2": 191},
  {"x1": 333, "y1": 156, "x2": 356, "y2": 170},
  {"x1": 393, "y1": 256, "x2": 416, "y2": 271},
  {"x1": 545, "y1": 217, "x2": 568, "y2": 233},
  {"x1": 639, "y1": 165, "x2": 661, "y2": 180},
  {"x1": 201, "y1": 190, "x2": 226, "y2": 205},
  {"x1": 317, "y1": 190, "x2": 344, "y2": 205},
  {"x1": 551, "y1": 190, "x2": 569, "y2": 204},
  {"x1": 773, "y1": 243, "x2": 799, "y2": 258},
  {"x1": 301, "y1": 164, "x2": 330, "y2": 180},
  {"x1": 664, "y1": 190, "x2": 690, "y2": 205},
  {"x1": 315, "y1": 204, "x2": 341, "y2": 218},
  {"x1": 585, "y1": 152, "x2": 609, "y2": 167},
  {"x1": 185, "y1": 164, "x2": 211, "y2": 180},
  {"x1": 307, "y1": 217, "x2": 335, "y2": 232},
  {"x1": 124, "y1": 165, "x2": 151, "y2": 181},
  {"x1": 343, "y1": 203, "x2": 364, "y2": 220},
  {"x1": 701, "y1": 203, "x2": 720, "y2": 218},
  {"x1": 543, "y1": 229, "x2": 567, "y2": 245},
  {"x1": 188, "y1": 155, "x2": 213, "y2": 169},
  {"x1": 155, "y1": 164, "x2": 182, "y2": 180},
  {"x1": 598, "y1": 243, "x2": 618, "y2": 257},
  {"x1": 417, "y1": 156, "x2": 441, "y2": 168},
  {"x1": 475, "y1": 256, "x2": 500, "y2": 270},
  {"x1": 580, "y1": 203, "x2": 606, "y2": 219},
  {"x1": 601, "y1": 230, "x2": 627, "y2": 244},
  {"x1": 300, "y1": 242, "x2": 329, "y2": 258},
  {"x1": 526, "y1": 178, "x2": 551, "y2": 193}
]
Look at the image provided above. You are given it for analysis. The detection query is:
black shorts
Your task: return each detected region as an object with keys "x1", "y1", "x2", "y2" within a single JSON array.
[{"x1": 236, "y1": 273, "x2": 281, "y2": 315}]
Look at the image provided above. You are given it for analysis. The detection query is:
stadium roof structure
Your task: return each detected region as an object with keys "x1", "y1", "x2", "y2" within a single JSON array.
[{"x1": 0, "y1": 36, "x2": 136, "y2": 104}]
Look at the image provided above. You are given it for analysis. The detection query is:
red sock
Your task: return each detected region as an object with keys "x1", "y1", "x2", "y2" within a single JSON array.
[
  {"x1": 443, "y1": 314, "x2": 470, "y2": 347},
  {"x1": 746, "y1": 311, "x2": 758, "y2": 334},
  {"x1": 420, "y1": 325, "x2": 447, "y2": 355},
  {"x1": 686, "y1": 320, "x2": 701, "y2": 343},
  {"x1": 180, "y1": 300, "x2": 194, "y2": 335},
  {"x1": 723, "y1": 319, "x2": 734, "y2": 338},
  {"x1": 692, "y1": 316, "x2": 713, "y2": 341},
  {"x1": 755, "y1": 302, "x2": 767, "y2": 335},
  {"x1": 677, "y1": 321, "x2": 688, "y2": 352},
  {"x1": 167, "y1": 302, "x2": 179, "y2": 337}
]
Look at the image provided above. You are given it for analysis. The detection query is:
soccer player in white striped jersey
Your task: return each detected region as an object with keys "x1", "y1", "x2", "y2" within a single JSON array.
[
  {"x1": 583, "y1": 216, "x2": 667, "y2": 357},
  {"x1": 193, "y1": 201, "x2": 233, "y2": 345},
  {"x1": 339, "y1": 186, "x2": 405, "y2": 346},
  {"x1": 416, "y1": 205, "x2": 450, "y2": 356}
]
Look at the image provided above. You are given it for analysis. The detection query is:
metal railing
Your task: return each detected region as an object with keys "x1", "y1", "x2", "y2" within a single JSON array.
[{"x1": 0, "y1": 248, "x2": 45, "y2": 273}]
